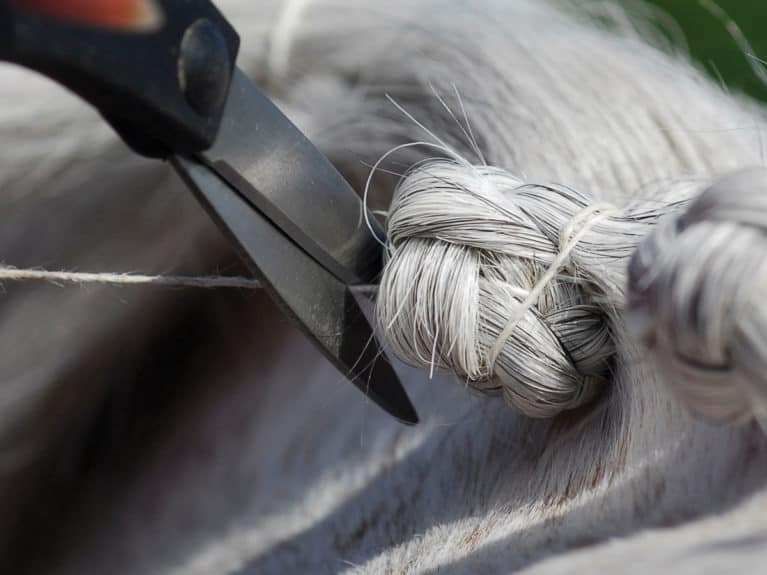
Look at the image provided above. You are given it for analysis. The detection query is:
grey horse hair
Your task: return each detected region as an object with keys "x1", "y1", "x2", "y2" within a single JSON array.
[{"x1": 2, "y1": 0, "x2": 767, "y2": 574}]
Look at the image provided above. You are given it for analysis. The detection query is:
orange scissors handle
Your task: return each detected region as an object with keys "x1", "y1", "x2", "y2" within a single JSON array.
[
  {"x1": 0, "y1": 0, "x2": 238, "y2": 156},
  {"x1": 7, "y1": 0, "x2": 162, "y2": 31}
]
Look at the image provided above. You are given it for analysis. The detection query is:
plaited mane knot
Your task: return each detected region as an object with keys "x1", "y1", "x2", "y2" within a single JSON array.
[
  {"x1": 628, "y1": 168, "x2": 767, "y2": 423},
  {"x1": 377, "y1": 159, "x2": 616, "y2": 417}
]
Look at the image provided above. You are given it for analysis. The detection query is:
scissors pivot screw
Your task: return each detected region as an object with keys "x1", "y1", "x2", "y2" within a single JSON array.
[{"x1": 179, "y1": 18, "x2": 232, "y2": 116}]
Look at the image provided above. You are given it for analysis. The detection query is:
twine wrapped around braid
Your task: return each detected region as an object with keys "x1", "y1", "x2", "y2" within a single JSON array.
[
  {"x1": 376, "y1": 159, "x2": 701, "y2": 418},
  {"x1": 628, "y1": 168, "x2": 767, "y2": 423}
]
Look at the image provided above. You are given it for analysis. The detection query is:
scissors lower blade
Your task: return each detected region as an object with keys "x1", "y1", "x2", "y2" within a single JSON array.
[{"x1": 173, "y1": 156, "x2": 419, "y2": 425}]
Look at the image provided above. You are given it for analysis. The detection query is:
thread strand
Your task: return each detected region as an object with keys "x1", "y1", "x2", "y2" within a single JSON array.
[
  {"x1": 0, "y1": 266, "x2": 262, "y2": 290},
  {"x1": 487, "y1": 203, "x2": 617, "y2": 371}
]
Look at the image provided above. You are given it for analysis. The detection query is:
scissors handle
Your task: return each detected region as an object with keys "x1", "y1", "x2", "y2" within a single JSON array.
[{"x1": 0, "y1": 0, "x2": 239, "y2": 157}]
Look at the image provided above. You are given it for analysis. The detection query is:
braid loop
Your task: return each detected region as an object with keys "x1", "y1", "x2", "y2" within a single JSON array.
[{"x1": 628, "y1": 168, "x2": 767, "y2": 422}]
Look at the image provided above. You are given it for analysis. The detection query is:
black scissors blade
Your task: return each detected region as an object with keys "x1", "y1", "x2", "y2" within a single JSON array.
[
  {"x1": 180, "y1": 68, "x2": 418, "y2": 424},
  {"x1": 172, "y1": 156, "x2": 418, "y2": 425},
  {"x1": 200, "y1": 69, "x2": 383, "y2": 286}
]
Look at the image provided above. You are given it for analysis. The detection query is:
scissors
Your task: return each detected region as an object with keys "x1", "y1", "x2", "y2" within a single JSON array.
[{"x1": 0, "y1": 0, "x2": 418, "y2": 424}]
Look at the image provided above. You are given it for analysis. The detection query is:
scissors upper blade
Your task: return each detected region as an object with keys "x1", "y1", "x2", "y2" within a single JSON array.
[{"x1": 200, "y1": 69, "x2": 382, "y2": 286}]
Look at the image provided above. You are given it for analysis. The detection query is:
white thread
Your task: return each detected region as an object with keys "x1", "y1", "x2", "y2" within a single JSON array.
[
  {"x1": 0, "y1": 266, "x2": 262, "y2": 290},
  {"x1": 486, "y1": 203, "x2": 617, "y2": 372}
]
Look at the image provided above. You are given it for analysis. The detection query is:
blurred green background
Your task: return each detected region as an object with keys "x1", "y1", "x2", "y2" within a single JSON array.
[{"x1": 642, "y1": 0, "x2": 767, "y2": 101}]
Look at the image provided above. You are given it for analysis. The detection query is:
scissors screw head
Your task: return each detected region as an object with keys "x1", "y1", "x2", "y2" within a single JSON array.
[{"x1": 178, "y1": 18, "x2": 232, "y2": 117}]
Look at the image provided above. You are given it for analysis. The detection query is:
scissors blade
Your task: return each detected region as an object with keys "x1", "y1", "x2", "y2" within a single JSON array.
[
  {"x1": 173, "y1": 156, "x2": 418, "y2": 425},
  {"x1": 200, "y1": 68, "x2": 382, "y2": 286}
]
